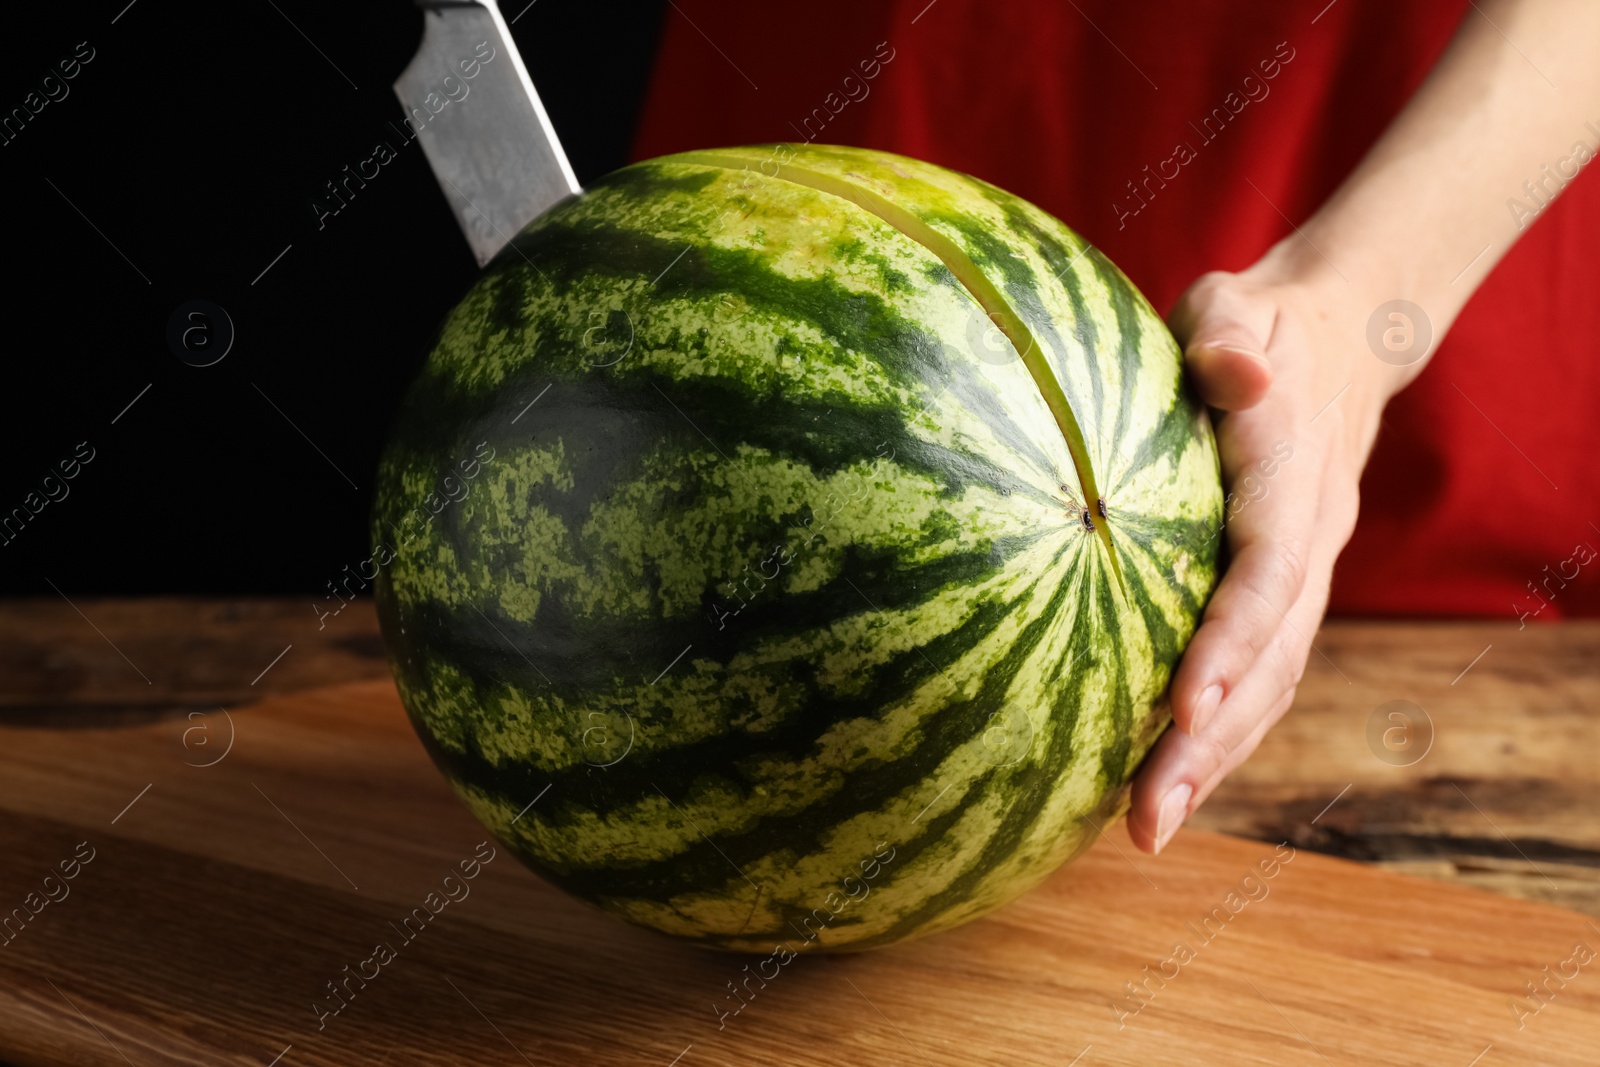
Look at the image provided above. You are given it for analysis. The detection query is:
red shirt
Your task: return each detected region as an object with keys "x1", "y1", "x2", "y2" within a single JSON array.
[{"x1": 632, "y1": 0, "x2": 1600, "y2": 618}]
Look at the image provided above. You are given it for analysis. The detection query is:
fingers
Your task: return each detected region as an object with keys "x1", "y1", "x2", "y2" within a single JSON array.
[
  {"x1": 1134, "y1": 271, "x2": 1369, "y2": 857},
  {"x1": 1189, "y1": 690, "x2": 1294, "y2": 812},
  {"x1": 1168, "y1": 534, "x2": 1310, "y2": 734},
  {"x1": 1168, "y1": 272, "x2": 1277, "y2": 411},
  {"x1": 1129, "y1": 496, "x2": 1344, "y2": 855},
  {"x1": 1168, "y1": 427, "x2": 1324, "y2": 736},
  {"x1": 1127, "y1": 686, "x2": 1297, "y2": 853},
  {"x1": 1128, "y1": 593, "x2": 1319, "y2": 854},
  {"x1": 1186, "y1": 344, "x2": 1275, "y2": 410}
]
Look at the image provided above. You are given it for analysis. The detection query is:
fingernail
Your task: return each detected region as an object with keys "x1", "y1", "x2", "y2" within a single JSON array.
[
  {"x1": 1196, "y1": 342, "x2": 1270, "y2": 368},
  {"x1": 1154, "y1": 783, "x2": 1193, "y2": 854},
  {"x1": 1191, "y1": 684, "x2": 1223, "y2": 734}
]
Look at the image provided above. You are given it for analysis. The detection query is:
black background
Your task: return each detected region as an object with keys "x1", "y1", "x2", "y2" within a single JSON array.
[{"x1": 0, "y1": 0, "x2": 668, "y2": 595}]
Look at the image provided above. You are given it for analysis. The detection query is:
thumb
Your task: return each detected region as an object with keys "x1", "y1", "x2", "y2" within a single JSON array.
[{"x1": 1167, "y1": 272, "x2": 1276, "y2": 412}]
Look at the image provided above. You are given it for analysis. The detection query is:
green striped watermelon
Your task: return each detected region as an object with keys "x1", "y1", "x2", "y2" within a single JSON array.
[{"x1": 372, "y1": 143, "x2": 1222, "y2": 953}]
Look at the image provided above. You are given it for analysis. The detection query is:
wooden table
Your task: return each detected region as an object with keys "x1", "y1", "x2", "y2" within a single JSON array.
[
  {"x1": 6, "y1": 598, "x2": 1593, "y2": 914},
  {"x1": 1, "y1": 598, "x2": 1597, "y2": 1065}
]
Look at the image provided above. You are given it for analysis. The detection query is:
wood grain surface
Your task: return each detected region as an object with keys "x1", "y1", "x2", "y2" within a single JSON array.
[
  {"x1": 0, "y1": 597, "x2": 389, "y2": 727},
  {"x1": 1, "y1": 677, "x2": 1598, "y2": 1066},
  {"x1": 1189, "y1": 620, "x2": 1600, "y2": 917},
  {"x1": 7, "y1": 599, "x2": 1595, "y2": 917}
]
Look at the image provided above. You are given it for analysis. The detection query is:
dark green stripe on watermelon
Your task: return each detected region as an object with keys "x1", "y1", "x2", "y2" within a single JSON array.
[{"x1": 372, "y1": 144, "x2": 1222, "y2": 951}]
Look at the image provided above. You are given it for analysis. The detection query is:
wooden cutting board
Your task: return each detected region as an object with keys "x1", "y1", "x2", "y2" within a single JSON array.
[{"x1": 0, "y1": 680, "x2": 1595, "y2": 1067}]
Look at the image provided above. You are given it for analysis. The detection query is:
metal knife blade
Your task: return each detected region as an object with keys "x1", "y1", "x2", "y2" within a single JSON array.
[{"x1": 394, "y1": 0, "x2": 581, "y2": 267}]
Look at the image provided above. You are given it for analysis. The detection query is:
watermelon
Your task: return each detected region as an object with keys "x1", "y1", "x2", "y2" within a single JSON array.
[{"x1": 372, "y1": 143, "x2": 1222, "y2": 953}]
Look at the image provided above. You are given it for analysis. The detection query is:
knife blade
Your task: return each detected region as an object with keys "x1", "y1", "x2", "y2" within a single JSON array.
[{"x1": 394, "y1": 0, "x2": 581, "y2": 267}]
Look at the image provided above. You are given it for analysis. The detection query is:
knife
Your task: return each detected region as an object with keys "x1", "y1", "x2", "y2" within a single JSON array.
[{"x1": 394, "y1": 0, "x2": 581, "y2": 267}]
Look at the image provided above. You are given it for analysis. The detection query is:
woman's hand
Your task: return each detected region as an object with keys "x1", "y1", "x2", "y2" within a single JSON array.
[
  {"x1": 1115, "y1": 0, "x2": 1600, "y2": 854},
  {"x1": 1125, "y1": 249, "x2": 1398, "y2": 854}
]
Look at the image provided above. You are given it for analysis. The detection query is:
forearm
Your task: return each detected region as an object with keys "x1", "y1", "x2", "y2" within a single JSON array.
[{"x1": 1255, "y1": 0, "x2": 1600, "y2": 396}]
